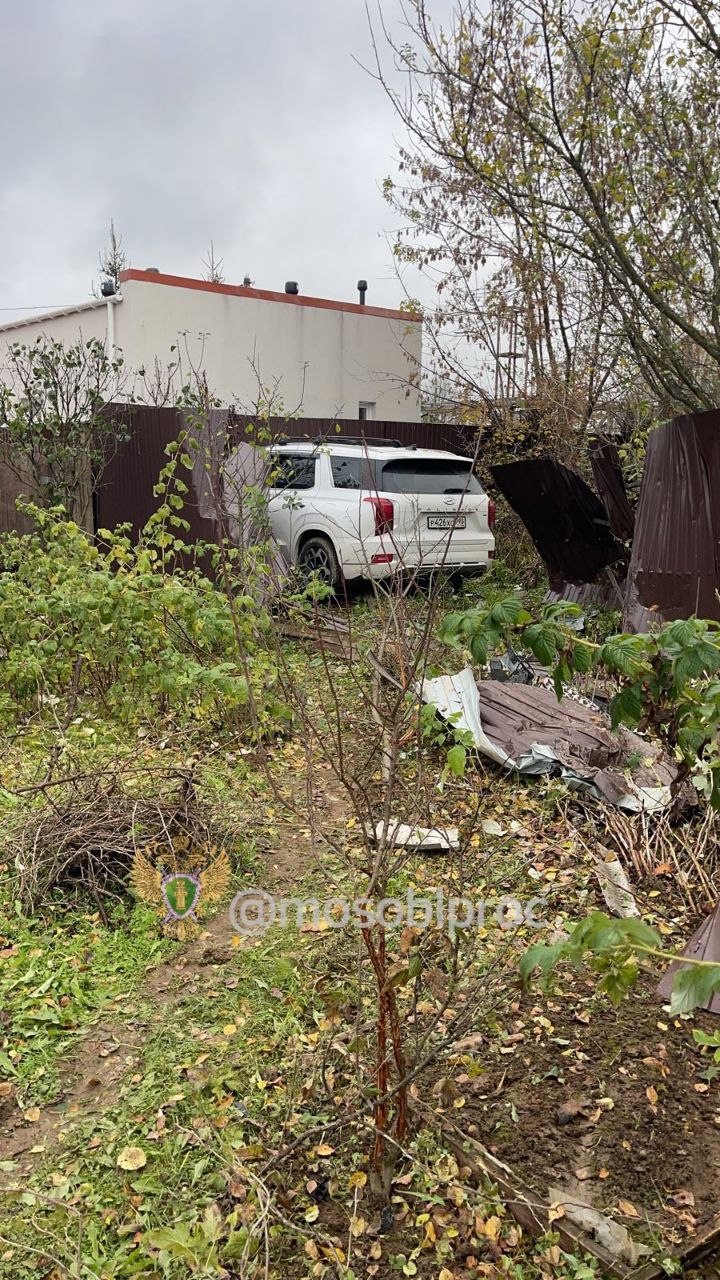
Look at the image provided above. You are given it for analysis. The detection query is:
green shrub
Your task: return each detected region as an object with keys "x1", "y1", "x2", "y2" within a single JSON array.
[{"x1": 0, "y1": 505, "x2": 285, "y2": 731}]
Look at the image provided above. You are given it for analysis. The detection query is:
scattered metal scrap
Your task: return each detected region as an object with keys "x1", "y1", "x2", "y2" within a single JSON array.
[
  {"x1": 367, "y1": 820, "x2": 459, "y2": 851},
  {"x1": 443, "y1": 1122, "x2": 663, "y2": 1279},
  {"x1": 275, "y1": 615, "x2": 354, "y2": 659},
  {"x1": 625, "y1": 408, "x2": 720, "y2": 628},
  {"x1": 658, "y1": 902, "x2": 720, "y2": 1014},
  {"x1": 589, "y1": 439, "x2": 636, "y2": 543},
  {"x1": 490, "y1": 458, "x2": 626, "y2": 592},
  {"x1": 419, "y1": 668, "x2": 681, "y2": 812},
  {"x1": 492, "y1": 408, "x2": 720, "y2": 628}
]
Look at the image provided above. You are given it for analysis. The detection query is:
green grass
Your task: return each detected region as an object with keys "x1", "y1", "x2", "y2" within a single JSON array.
[{"x1": 0, "y1": 895, "x2": 174, "y2": 1104}]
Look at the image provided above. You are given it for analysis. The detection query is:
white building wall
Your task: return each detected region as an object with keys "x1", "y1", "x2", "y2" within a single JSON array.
[
  {"x1": 0, "y1": 302, "x2": 107, "y2": 352},
  {"x1": 0, "y1": 272, "x2": 422, "y2": 421}
]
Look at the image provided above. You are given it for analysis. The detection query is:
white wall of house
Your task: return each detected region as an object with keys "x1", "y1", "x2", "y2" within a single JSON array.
[
  {"x1": 0, "y1": 300, "x2": 107, "y2": 351},
  {"x1": 0, "y1": 271, "x2": 422, "y2": 421}
]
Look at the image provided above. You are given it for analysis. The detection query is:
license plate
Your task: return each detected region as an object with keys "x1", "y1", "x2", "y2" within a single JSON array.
[{"x1": 427, "y1": 514, "x2": 466, "y2": 530}]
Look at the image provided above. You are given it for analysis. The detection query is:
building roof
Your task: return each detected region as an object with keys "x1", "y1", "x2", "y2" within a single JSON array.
[
  {"x1": 119, "y1": 269, "x2": 421, "y2": 323},
  {"x1": 0, "y1": 298, "x2": 107, "y2": 334}
]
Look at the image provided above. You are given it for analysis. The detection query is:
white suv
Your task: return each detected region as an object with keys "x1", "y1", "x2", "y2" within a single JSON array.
[{"x1": 266, "y1": 438, "x2": 495, "y2": 587}]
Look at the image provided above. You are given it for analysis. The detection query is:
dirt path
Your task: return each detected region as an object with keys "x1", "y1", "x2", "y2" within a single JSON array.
[{"x1": 0, "y1": 762, "x2": 350, "y2": 1185}]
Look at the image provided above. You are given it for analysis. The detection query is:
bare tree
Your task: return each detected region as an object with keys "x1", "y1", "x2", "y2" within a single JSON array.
[
  {"x1": 201, "y1": 241, "x2": 225, "y2": 284},
  {"x1": 373, "y1": 0, "x2": 720, "y2": 424}
]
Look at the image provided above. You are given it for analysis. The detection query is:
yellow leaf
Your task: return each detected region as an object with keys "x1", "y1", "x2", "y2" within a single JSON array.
[
  {"x1": 304, "y1": 1240, "x2": 320, "y2": 1259},
  {"x1": 646, "y1": 1085, "x2": 658, "y2": 1106},
  {"x1": 117, "y1": 1146, "x2": 147, "y2": 1171},
  {"x1": 618, "y1": 1199, "x2": 639, "y2": 1218},
  {"x1": 316, "y1": 1143, "x2": 335, "y2": 1157},
  {"x1": 223, "y1": 1024, "x2": 237, "y2": 1036},
  {"x1": 481, "y1": 1215, "x2": 502, "y2": 1239},
  {"x1": 24, "y1": 1107, "x2": 41, "y2": 1123},
  {"x1": 439, "y1": 1270, "x2": 455, "y2": 1280},
  {"x1": 305, "y1": 1204, "x2": 319, "y2": 1223},
  {"x1": 350, "y1": 1215, "x2": 367, "y2": 1237},
  {"x1": 348, "y1": 1171, "x2": 367, "y2": 1190},
  {"x1": 548, "y1": 1202, "x2": 566, "y2": 1224}
]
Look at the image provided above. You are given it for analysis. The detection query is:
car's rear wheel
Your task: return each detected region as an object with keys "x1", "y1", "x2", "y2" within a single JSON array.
[{"x1": 297, "y1": 536, "x2": 340, "y2": 589}]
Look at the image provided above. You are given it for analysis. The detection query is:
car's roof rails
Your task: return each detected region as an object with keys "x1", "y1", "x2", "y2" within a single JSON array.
[{"x1": 308, "y1": 434, "x2": 415, "y2": 449}]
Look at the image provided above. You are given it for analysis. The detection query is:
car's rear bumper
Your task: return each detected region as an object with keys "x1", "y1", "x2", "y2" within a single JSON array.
[{"x1": 341, "y1": 538, "x2": 495, "y2": 580}]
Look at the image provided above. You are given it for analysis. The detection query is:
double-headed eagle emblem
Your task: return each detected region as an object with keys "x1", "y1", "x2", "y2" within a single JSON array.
[{"x1": 131, "y1": 841, "x2": 231, "y2": 938}]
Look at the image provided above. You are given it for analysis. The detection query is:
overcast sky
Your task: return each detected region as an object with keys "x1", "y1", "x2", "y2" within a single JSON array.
[{"x1": 0, "y1": 0, "x2": 446, "y2": 323}]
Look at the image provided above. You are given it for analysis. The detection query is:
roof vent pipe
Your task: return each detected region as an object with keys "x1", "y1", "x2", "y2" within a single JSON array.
[
  {"x1": 243, "y1": 275, "x2": 252, "y2": 287},
  {"x1": 145, "y1": 266, "x2": 160, "y2": 273},
  {"x1": 285, "y1": 281, "x2": 299, "y2": 295},
  {"x1": 358, "y1": 279, "x2": 368, "y2": 305}
]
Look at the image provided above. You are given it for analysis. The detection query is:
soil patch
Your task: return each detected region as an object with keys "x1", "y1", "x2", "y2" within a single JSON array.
[{"x1": 458, "y1": 971, "x2": 720, "y2": 1251}]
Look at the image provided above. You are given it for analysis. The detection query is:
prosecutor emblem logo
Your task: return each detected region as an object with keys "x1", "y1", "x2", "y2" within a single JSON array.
[{"x1": 131, "y1": 842, "x2": 231, "y2": 938}]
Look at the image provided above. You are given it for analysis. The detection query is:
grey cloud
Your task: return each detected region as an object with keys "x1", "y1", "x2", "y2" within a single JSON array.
[{"x1": 0, "y1": 0, "x2": 437, "y2": 318}]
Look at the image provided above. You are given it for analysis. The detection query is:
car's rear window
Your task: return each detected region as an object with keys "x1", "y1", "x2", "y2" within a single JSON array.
[{"x1": 378, "y1": 460, "x2": 482, "y2": 495}]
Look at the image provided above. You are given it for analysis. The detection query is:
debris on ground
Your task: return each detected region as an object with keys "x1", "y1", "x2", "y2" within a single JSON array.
[
  {"x1": 420, "y1": 668, "x2": 684, "y2": 812},
  {"x1": 275, "y1": 614, "x2": 353, "y2": 659},
  {"x1": 658, "y1": 903, "x2": 720, "y2": 1014},
  {"x1": 594, "y1": 850, "x2": 639, "y2": 918},
  {"x1": 547, "y1": 1182, "x2": 653, "y2": 1267},
  {"x1": 367, "y1": 819, "x2": 460, "y2": 850}
]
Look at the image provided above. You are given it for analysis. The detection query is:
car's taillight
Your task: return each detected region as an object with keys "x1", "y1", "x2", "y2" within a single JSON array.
[
  {"x1": 487, "y1": 499, "x2": 496, "y2": 531},
  {"x1": 364, "y1": 496, "x2": 394, "y2": 535}
]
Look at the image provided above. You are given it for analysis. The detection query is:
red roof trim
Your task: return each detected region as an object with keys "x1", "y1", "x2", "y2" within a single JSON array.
[{"x1": 118, "y1": 269, "x2": 421, "y2": 323}]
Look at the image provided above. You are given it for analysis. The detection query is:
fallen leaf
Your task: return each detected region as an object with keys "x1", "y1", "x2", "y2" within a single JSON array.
[
  {"x1": 646, "y1": 1086, "x2": 658, "y2": 1107},
  {"x1": 116, "y1": 1146, "x2": 147, "y2": 1171},
  {"x1": 24, "y1": 1108, "x2": 41, "y2": 1123},
  {"x1": 556, "y1": 1098, "x2": 590, "y2": 1126},
  {"x1": 617, "y1": 1199, "x2": 639, "y2": 1218},
  {"x1": 481, "y1": 1215, "x2": 502, "y2": 1239}
]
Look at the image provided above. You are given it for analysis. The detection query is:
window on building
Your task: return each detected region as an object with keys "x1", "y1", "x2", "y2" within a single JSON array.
[
  {"x1": 271, "y1": 454, "x2": 316, "y2": 490},
  {"x1": 358, "y1": 401, "x2": 376, "y2": 421}
]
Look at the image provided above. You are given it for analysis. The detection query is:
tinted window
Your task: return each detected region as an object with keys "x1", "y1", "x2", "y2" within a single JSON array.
[
  {"x1": 271, "y1": 454, "x2": 316, "y2": 490},
  {"x1": 379, "y1": 460, "x2": 482, "y2": 495},
  {"x1": 330, "y1": 456, "x2": 371, "y2": 489}
]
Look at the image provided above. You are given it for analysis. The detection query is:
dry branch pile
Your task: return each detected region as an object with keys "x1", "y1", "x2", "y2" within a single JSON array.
[{"x1": 8, "y1": 766, "x2": 217, "y2": 916}]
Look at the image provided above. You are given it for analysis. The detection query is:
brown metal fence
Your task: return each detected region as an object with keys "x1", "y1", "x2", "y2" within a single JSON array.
[{"x1": 0, "y1": 407, "x2": 476, "y2": 542}]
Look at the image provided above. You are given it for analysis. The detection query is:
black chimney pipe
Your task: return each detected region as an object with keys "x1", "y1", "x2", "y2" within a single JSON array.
[
  {"x1": 357, "y1": 279, "x2": 368, "y2": 305},
  {"x1": 285, "y1": 281, "x2": 299, "y2": 295}
]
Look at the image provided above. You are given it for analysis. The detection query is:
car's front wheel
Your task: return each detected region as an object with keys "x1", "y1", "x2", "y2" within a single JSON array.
[{"x1": 297, "y1": 536, "x2": 340, "y2": 589}]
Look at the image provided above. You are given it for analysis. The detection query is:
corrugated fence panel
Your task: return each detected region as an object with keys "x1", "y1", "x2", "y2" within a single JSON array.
[
  {"x1": 1, "y1": 406, "x2": 477, "y2": 542},
  {"x1": 95, "y1": 405, "x2": 218, "y2": 554}
]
